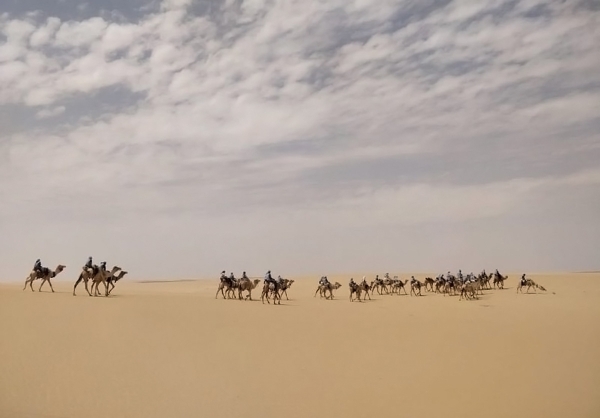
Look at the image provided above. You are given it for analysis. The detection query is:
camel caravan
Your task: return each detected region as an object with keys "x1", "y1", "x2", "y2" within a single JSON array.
[
  {"x1": 215, "y1": 271, "x2": 295, "y2": 304},
  {"x1": 23, "y1": 257, "x2": 128, "y2": 296},
  {"x1": 316, "y1": 270, "x2": 541, "y2": 302}
]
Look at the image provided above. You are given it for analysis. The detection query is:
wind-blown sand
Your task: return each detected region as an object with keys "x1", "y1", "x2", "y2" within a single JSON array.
[{"x1": 1, "y1": 273, "x2": 599, "y2": 418}]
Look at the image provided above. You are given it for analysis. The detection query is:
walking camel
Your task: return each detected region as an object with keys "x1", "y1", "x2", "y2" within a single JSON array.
[
  {"x1": 517, "y1": 278, "x2": 546, "y2": 294},
  {"x1": 237, "y1": 279, "x2": 261, "y2": 300},
  {"x1": 23, "y1": 265, "x2": 66, "y2": 292},
  {"x1": 90, "y1": 266, "x2": 122, "y2": 297}
]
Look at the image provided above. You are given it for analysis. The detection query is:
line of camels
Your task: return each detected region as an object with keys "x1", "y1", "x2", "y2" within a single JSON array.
[
  {"x1": 23, "y1": 265, "x2": 547, "y2": 302},
  {"x1": 215, "y1": 271, "x2": 548, "y2": 304},
  {"x1": 23, "y1": 264, "x2": 128, "y2": 296}
]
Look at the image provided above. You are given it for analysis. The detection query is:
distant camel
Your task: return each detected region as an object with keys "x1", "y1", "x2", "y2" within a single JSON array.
[
  {"x1": 237, "y1": 279, "x2": 260, "y2": 300},
  {"x1": 261, "y1": 281, "x2": 281, "y2": 305},
  {"x1": 517, "y1": 278, "x2": 546, "y2": 294},
  {"x1": 370, "y1": 278, "x2": 387, "y2": 295},
  {"x1": 73, "y1": 267, "x2": 95, "y2": 296},
  {"x1": 91, "y1": 266, "x2": 121, "y2": 297},
  {"x1": 215, "y1": 279, "x2": 235, "y2": 299},
  {"x1": 107, "y1": 271, "x2": 128, "y2": 295},
  {"x1": 459, "y1": 282, "x2": 478, "y2": 301},
  {"x1": 24, "y1": 265, "x2": 66, "y2": 292},
  {"x1": 390, "y1": 279, "x2": 408, "y2": 295},
  {"x1": 410, "y1": 279, "x2": 423, "y2": 296},
  {"x1": 359, "y1": 279, "x2": 372, "y2": 300},
  {"x1": 424, "y1": 277, "x2": 435, "y2": 292},
  {"x1": 315, "y1": 282, "x2": 342, "y2": 299},
  {"x1": 349, "y1": 280, "x2": 362, "y2": 302},
  {"x1": 279, "y1": 279, "x2": 295, "y2": 300},
  {"x1": 493, "y1": 274, "x2": 508, "y2": 289}
]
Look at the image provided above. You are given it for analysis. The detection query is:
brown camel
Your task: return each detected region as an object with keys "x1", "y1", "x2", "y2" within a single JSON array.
[
  {"x1": 237, "y1": 279, "x2": 260, "y2": 300},
  {"x1": 459, "y1": 282, "x2": 478, "y2": 301},
  {"x1": 349, "y1": 280, "x2": 362, "y2": 302},
  {"x1": 107, "y1": 271, "x2": 128, "y2": 295},
  {"x1": 359, "y1": 279, "x2": 372, "y2": 300},
  {"x1": 424, "y1": 277, "x2": 435, "y2": 292},
  {"x1": 493, "y1": 274, "x2": 508, "y2": 289},
  {"x1": 410, "y1": 279, "x2": 423, "y2": 296},
  {"x1": 279, "y1": 279, "x2": 295, "y2": 300},
  {"x1": 391, "y1": 279, "x2": 408, "y2": 295},
  {"x1": 261, "y1": 281, "x2": 281, "y2": 305},
  {"x1": 73, "y1": 267, "x2": 95, "y2": 296},
  {"x1": 91, "y1": 266, "x2": 121, "y2": 297},
  {"x1": 215, "y1": 279, "x2": 235, "y2": 299},
  {"x1": 315, "y1": 282, "x2": 342, "y2": 299},
  {"x1": 24, "y1": 265, "x2": 66, "y2": 292},
  {"x1": 517, "y1": 278, "x2": 546, "y2": 294}
]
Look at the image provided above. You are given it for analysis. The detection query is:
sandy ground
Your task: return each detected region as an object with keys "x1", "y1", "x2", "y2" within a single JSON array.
[{"x1": 1, "y1": 273, "x2": 599, "y2": 418}]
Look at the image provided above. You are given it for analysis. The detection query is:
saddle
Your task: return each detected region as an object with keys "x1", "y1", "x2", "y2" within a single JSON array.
[{"x1": 41, "y1": 267, "x2": 50, "y2": 276}]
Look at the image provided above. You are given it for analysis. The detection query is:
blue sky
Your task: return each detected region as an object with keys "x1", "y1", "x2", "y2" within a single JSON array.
[{"x1": 1, "y1": 0, "x2": 599, "y2": 280}]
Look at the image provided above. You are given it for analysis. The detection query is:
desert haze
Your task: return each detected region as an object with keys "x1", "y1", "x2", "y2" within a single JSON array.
[{"x1": 1, "y1": 273, "x2": 599, "y2": 418}]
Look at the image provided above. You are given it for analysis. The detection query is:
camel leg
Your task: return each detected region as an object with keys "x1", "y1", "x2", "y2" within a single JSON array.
[
  {"x1": 73, "y1": 275, "x2": 83, "y2": 296},
  {"x1": 84, "y1": 279, "x2": 92, "y2": 296},
  {"x1": 48, "y1": 279, "x2": 55, "y2": 293},
  {"x1": 39, "y1": 279, "x2": 45, "y2": 292},
  {"x1": 30, "y1": 278, "x2": 35, "y2": 292}
]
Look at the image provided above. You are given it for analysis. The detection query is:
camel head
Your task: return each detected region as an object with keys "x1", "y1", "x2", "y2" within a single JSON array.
[
  {"x1": 116, "y1": 271, "x2": 128, "y2": 281},
  {"x1": 253, "y1": 279, "x2": 260, "y2": 285},
  {"x1": 56, "y1": 265, "x2": 66, "y2": 272},
  {"x1": 110, "y1": 266, "x2": 122, "y2": 273}
]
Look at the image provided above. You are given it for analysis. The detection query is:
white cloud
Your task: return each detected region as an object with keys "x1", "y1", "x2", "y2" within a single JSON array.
[
  {"x1": 35, "y1": 105, "x2": 66, "y2": 119},
  {"x1": 0, "y1": 0, "x2": 599, "y2": 278}
]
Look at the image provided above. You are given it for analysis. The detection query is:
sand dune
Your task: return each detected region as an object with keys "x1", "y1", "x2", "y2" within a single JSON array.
[{"x1": 1, "y1": 273, "x2": 599, "y2": 418}]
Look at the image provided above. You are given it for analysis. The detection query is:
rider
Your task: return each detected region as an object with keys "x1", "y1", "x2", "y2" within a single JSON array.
[
  {"x1": 384, "y1": 273, "x2": 390, "y2": 280},
  {"x1": 229, "y1": 272, "x2": 236, "y2": 282},
  {"x1": 319, "y1": 276, "x2": 329, "y2": 286},
  {"x1": 241, "y1": 271, "x2": 249, "y2": 280},
  {"x1": 349, "y1": 277, "x2": 356, "y2": 288},
  {"x1": 520, "y1": 274, "x2": 527, "y2": 286},
  {"x1": 100, "y1": 261, "x2": 107, "y2": 273},
  {"x1": 264, "y1": 270, "x2": 275, "y2": 285},
  {"x1": 85, "y1": 257, "x2": 93, "y2": 270},
  {"x1": 33, "y1": 259, "x2": 42, "y2": 273},
  {"x1": 458, "y1": 270, "x2": 463, "y2": 280},
  {"x1": 411, "y1": 275, "x2": 417, "y2": 284}
]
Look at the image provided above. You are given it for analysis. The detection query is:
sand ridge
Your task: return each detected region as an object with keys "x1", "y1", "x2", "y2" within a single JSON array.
[{"x1": 1, "y1": 273, "x2": 599, "y2": 418}]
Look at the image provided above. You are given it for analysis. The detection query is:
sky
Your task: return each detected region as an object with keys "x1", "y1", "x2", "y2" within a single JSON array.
[{"x1": 1, "y1": 0, "x2": 599, "y2": 281}]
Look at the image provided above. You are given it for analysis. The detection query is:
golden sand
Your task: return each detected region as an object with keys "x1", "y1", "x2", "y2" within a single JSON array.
[{"x1": 1, "y1": 273, "x2": 599, "y2": 418}]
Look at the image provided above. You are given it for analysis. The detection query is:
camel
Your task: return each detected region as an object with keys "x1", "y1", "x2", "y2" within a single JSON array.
[
  {"x1": 424, "y1": 277, "x2": 435, "y2": 292},
  {"x1": 73, "y1": 267, "x2": 96, "y2": 296},
  {"x1": 359, "y1": 279, "x2": 372, "y2": 300},
  {"x1": 107, "y1": 271, "x2": 128, "y2": 295},
  {"x1": 410, "y1": 279, "x2": 423, "y2": 296},
  {"x1": 459, "y1": 282, "x2": 478, "y2": 301},
  {"x1": 91, "y1": 266, "x2": 121, "y2": 297},
  {"x1": 517, "y1": 278, "x2": 546, "y2": 294},
  {"x1": 279, "y1": 279, "x2": 295, "y2": 300},
  {"x1": 215, "y1": 278, "x2": 235, "y2": 299},
  {"x1": 370, "y1": 277, "x2": 387, "y2": 295},
  {"x1": 315, "y1": 282, "x2": 342, "y2": 299},
  {"x1": 237, "y1": 279, "x2": 260, "y2": 300},
  {"x1": 349, "y1": 280, "x2": 362, "y2": 302},
  {"x1": 493, "y1": 274, "x2": 508, "y2": 289},
  {"x1": 261, "y1": 281, "x2": 281, "y2": 305},
  {"x1": 390, "y1": 279, "x2": 408, "y2": 295},
  {"x1": 24, "y1": 265, "x2": 66, "y2": 292}
]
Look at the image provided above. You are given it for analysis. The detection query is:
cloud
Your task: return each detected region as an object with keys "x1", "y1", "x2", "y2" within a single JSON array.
[
  {"x1": 35, "y1": 105, "x2": 65, "y2": 119},
  {"x1": 0, "y1": 0, "x2": 599, "y2": 278}
]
